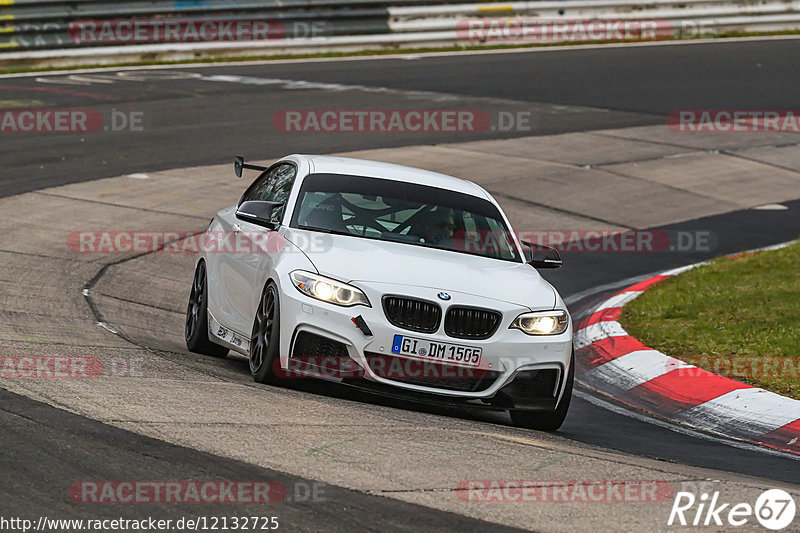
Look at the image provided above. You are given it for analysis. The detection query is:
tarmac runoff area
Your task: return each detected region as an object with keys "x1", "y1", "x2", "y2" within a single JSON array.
[{"x1": 1, "y1": 124, "x2": 800, "y2": 532}]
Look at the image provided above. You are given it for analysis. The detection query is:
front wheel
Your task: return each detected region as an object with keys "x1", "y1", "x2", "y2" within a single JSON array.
[
  {"x1": 185, "y1": 261, "x2": 229, "y2": 358},
  {"x1": 510, "y1": 351, "x2": 574, "y2": 432},
  {"x1": 249, "y1": 281, "x2": 282, "y2": 384}
]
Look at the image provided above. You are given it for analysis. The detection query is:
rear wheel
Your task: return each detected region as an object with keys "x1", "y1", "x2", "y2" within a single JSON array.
[
  {"x1": 510, "y1": 351, "x2": 574, "y2": 432},
  {"x1": 185, "y1": 261, "x2": 229, "y2": 357},
  {"x1": 249, "y1": 281, "x2": 282, "y2": 384}
]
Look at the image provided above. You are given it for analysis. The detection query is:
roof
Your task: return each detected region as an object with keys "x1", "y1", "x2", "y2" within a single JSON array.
[{"x1": 295, "y1": 154, "x2": 490, "y2": 199}]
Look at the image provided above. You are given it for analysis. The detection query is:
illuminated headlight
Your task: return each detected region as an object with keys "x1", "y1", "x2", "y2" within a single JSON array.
[
  {"x1": 510, "y1": 310, "x2": 569, "y2": 336},
  {"x1": 290, "y1": 271, "x2": 370, "y2": 307}
]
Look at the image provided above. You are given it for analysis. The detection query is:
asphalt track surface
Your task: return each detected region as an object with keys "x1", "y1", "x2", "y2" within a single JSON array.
[
  {"x1": 0, "y1": 389, "x2": 527, "y2": 533},
  {"x1": 1, "y1": 38, "x2": 800, "y2": 529},
  {"x1": 2, "y1": 37, "x2": 800, "y2": 196}
]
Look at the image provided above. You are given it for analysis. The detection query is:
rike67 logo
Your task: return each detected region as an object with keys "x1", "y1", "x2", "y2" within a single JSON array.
[{"x1": 668, "y1": 489, "x2": 796, "y2": 530}]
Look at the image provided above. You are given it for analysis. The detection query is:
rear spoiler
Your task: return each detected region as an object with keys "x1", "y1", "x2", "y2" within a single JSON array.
[{"x1": 234, "y1": 155, "x2": 268, "y2": 178}]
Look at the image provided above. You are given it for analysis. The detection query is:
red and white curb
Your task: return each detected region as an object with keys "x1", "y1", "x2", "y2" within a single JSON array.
[{"x1": 574, "y1": 243, "x2": 800, "y2": 456}]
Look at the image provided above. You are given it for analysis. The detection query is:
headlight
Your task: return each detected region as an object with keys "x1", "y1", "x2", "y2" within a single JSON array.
[
  {"x1": 290, "y1": 270, "x2": 370, "y2": 307},
  {"x1": 510, "y1": 310, "x2": 569, "y2": 335}
]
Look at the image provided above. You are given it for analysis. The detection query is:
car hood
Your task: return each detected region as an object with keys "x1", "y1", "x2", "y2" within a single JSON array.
[{"x1": 285, "y1": 229, "x2": 556, "y2": 309}]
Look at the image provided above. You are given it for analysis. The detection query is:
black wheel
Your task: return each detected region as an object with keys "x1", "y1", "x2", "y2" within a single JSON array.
[
  {"x1": 185, "y1": 261, "x2": 228, "y2": 357},
  {"x1": 249, "y1": 281, "x2": 282, "y2": 384},
  {"x1": 510, "y1": 351, "x2": 574, "y2": 432}
]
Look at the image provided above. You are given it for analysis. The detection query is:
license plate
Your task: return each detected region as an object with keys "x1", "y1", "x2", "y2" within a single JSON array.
[{"x1": 391, "y1": 334, "x2": 482, "y2": 366}]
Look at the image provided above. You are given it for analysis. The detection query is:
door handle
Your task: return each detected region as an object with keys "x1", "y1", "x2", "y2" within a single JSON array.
[{"x1": 232, "y1": 224, "x2": 241, "y2": 234}]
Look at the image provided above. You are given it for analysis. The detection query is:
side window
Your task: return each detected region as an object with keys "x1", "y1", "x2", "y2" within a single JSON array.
[
  {"x1": 239, "y1": 163, "x2": 297, "y2": 205},
  {"x1": 265, "y1": 164, "x2": 297, "y2": 204},
  {"x1": 239, "y1": 170, "x2": 271, "y2": 205}
]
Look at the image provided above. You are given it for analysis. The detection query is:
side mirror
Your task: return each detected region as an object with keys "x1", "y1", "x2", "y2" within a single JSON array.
[
  {"x1": 236, "y1": 201, "x2": 284, "y2": 230},
  {"x1": 521, "y1": 240, "x2": 562, "y2": 269}
]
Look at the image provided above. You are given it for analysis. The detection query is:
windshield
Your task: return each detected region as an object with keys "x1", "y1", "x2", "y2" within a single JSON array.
[{"x1": 290, "y1": 173, "x2": 520, "y2": 262}]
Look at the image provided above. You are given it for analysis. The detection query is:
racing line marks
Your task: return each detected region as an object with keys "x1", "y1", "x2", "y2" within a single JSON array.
[{"x1": 29, "y1": 69, "x2": 610, "y2": 116}]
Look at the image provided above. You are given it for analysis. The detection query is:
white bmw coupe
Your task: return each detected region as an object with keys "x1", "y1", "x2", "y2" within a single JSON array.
[{"x1": 185, "y1": 154, "x2": 573, "y2": 430}]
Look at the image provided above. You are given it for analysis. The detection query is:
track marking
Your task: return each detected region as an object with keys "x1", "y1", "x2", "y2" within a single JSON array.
[
  {"x1": 201, "y1": 73, "x2": 607, "y2": 112},
  {"x1": 574, "y1": 389, "x2": 800, "y2": 460},
  {"x1": 754, "y1": 203, "x2": 789, "y2": 210},
  {"x1": 24, "y1": 69, "x2": 611, "y2": 116},
  {"x1": 96, "y1": 321, "x2": 118, "y2": 334},
  {"x1": 32, "y1": 69, "x2": 604, "y2": 113},
  {"x1": 34, "y1": 71, "x2": 203, "y2": 86}
]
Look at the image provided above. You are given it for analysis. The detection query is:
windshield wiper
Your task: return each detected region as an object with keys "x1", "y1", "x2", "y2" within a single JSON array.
[{"x1": 296, "y1": 224, "x2": 352, "y2": 236}]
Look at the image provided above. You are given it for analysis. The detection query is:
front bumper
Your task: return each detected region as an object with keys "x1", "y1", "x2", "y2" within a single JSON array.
[{"x1": 277, "y1": 280, "x2": 572, "y2": 406}]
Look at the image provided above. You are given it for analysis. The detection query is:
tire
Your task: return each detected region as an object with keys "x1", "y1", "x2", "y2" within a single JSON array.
[
  {"x1": 249, "y1": 281, "x2": 282, "y2": 384},
  {"x1": 185, "y1": 261, "x2": 229, "y2": 358},
  {"x1": 510, "y1": 351, "x2": 574, "y2": 432}
]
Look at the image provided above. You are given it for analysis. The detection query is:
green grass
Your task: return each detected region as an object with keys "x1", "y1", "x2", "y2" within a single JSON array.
[
  {"x1": 620, "y1": 241, "x2": 800, "y2": 399},
  {"x1": 1, "y1": 30, "x2": 799, "y2": 75}
]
